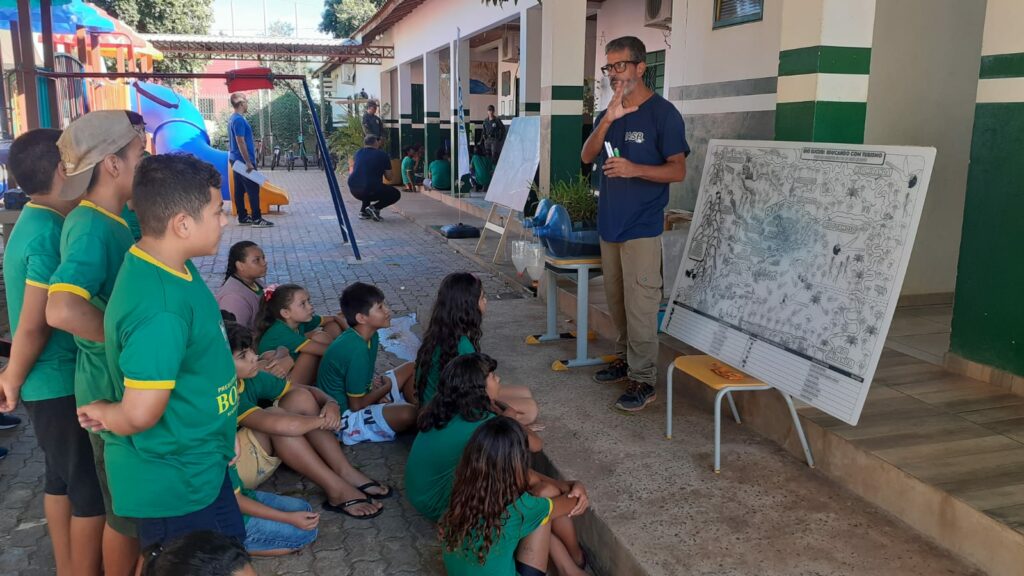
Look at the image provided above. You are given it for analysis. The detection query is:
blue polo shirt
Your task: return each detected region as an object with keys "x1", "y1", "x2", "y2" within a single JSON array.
[
  {"x1": 348, "y1": 147, "x2": 392, "y2": 190},
  {"x1": 228, "y1": 112, "x2": 255, "y2": 164},
  {"x1": 595, "y1": 93, "x2": 690, "y2": 242}
]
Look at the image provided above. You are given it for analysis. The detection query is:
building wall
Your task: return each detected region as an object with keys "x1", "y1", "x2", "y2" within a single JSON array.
[
  {"x1": 672, "y1": 0, "x2": 782, "y2": 210},
  {"x1": 863, "y1": 0, "x2": 984, "y2": 297},
  {"x1": 592, "y1": 0, "x2": 670, "y2": 112},
  {"x1": 330, "y1": 63, "x2": 381, "y2": 101},
  {"x1": 950, "y1": 0, "x2": 1024, "y2": 376},
  {"x1": 388, "y1": 0, "x2": 535, "y2": 64}
]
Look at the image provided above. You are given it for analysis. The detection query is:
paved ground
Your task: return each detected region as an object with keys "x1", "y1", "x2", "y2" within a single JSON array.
[{"x1": 0, "y1": 170, "x2": 518, "y2": 576}]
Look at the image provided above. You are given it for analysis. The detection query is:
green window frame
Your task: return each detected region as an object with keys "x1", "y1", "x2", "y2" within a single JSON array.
[
  {"x1": 643, "y1": 50, "x2": 666, "y2": 96},
  {"x1": 713, "y1": 0, "x2": 764, "y2": 29}
]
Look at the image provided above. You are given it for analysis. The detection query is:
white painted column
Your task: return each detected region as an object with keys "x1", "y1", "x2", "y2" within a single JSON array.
[
  {"x1": 539, "y1": 0, "x2": 586, "y2": 191},
  {"x1": 519, "y1": 5, "x2": 542, "y2": 117},
  {"x1": 398, "y1": 61, "x2": 414, "y2": 153},
  {"x1": 423, "y1": 50, "x2": 445, "y2": 186}
]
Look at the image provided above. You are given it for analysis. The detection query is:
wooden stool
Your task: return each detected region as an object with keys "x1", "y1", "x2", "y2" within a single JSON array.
[{"x1": 665, "y1": 355, "x2": 815, "y2": 472}]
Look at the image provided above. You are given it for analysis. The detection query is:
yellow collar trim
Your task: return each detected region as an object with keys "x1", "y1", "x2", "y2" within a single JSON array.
[
  {"x1": 129, "y1": 245, "x2": 193, "y2": 281},
  {"x1": 80, "y1": 200, "x2": 128, "y2": 228},
  {"x1": 25, "y1": 202, "x2": 64, "y2": 218}
]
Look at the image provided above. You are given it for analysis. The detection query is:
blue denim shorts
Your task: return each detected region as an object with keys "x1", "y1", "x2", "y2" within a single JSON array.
[
  {"x1": 244, "y1": 491, "x2": 318, "y2": 553},
  {"x1": 137, "y1": 471, "x2": 245, "y2": 550}
]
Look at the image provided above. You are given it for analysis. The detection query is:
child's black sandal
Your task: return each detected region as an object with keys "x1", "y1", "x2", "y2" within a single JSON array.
[
  {"x1": 357, "y1": 481, "x2": 395, "y2": 500},
  {"x1": 323, "y1": 498, "x2": 383, "y2": 520}
]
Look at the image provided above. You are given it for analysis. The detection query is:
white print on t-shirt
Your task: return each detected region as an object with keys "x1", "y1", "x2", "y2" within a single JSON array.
[{"x1": 625, "y1": 131, "x2": 645, "y2": 144}]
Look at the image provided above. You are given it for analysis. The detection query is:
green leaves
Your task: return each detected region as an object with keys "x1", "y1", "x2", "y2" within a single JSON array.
[
  {"x1": 319, "y1": 0, "x2": 385, "y2": 39},
  {"x1": 93, "y1": 0, "x2": 214, "y2": 77}
]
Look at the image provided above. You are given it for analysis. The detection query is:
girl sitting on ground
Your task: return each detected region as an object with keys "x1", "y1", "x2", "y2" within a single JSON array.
[
  {"x1": 258, "y1": 283, "x2": 346, "y2": 385},
  {"x1": 413, "y1": 272, "x2": 538, "y2": 424},
  {"x1": 229, "y1": 322, "x2": 388, "y2": 520},
  {"x1": 229, "y1": 465, "x2": 318, "y2": 556},
  {"x1": 406, "y1": 353, "x2": 542, "y2": 523},
  {"x1": 440, "y1": 417, "x2": 590, "y2": 576},
  {"x1": 217, "y1": 241, "x2": 268, "y2": 331}
]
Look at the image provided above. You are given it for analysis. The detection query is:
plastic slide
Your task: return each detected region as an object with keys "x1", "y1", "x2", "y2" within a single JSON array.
[{"x1": 131, "y1": 81, "x2": 289, "y2": 212}]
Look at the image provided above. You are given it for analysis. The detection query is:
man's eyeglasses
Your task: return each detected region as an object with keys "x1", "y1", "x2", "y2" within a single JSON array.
[{"x1": 600, "y1": 60, "x2": 640, "y2": 76}]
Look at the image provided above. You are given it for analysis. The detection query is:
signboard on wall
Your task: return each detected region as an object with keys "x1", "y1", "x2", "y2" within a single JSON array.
[{"x1": 662, "y1": 140, "x2": 936, "y2": 425}]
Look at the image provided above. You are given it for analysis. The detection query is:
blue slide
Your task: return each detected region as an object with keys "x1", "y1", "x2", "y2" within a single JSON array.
[{"x1": 132, "y1": 81, "x2": 231, "y2": 200}]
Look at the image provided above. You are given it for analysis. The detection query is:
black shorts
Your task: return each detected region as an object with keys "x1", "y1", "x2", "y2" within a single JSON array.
[
  {"x1": 137, "y1": 470, "x2": 245, "y2": 550},
  {"x1": 23, "y1": 395, "x2": 105, "y2": 518}
]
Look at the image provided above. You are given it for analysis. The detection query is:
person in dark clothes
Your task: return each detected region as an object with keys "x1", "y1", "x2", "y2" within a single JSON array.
[{"x1": 347, "y1": 136, "x2": 400, "y2": 222}]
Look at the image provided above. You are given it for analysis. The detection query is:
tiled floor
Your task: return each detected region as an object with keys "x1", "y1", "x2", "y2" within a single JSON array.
[{"x1": 885, "y1": 304, "x2": 953, "y2": 365}]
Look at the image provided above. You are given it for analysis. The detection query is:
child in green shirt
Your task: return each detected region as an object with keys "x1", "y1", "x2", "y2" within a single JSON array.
[
  {"x1": 440, "y1": 417, "x2": 590, "y2": 576},
  {"x1": 47, "y1": 110, "x2": 147, "y2": 573},
  {"x1": 406, "y1": 353, "x2": 542, "y2": 522},
  {"x1": 227, "y1": 321, "x2": 387, "y2": 520},
  {"x1": 257, "y1": 283, "x2": 345, "y2": 385},
  {"x1": 76, "y1": 154, "x2": 242, "y2": 550},
  {"x1": 0, "y1": 128, "x2": 105, "y2": 576},
  {"x1": 413, "y1": 272, "x2": 537, "y2": 423},
  {"x1": 317, "y1": 282, "x2": 418, "y2": 445}
]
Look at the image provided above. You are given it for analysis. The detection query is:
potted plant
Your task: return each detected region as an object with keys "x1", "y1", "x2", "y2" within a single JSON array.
[
  {"x1": 531, "y1": 174, "x2": 601, "y2": 257},
  {"x1": 327, "y1": 112, "x2": 366, "y2": 173}
]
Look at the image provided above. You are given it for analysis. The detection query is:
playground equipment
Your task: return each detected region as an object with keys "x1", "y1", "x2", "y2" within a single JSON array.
[{"x1": 132, "y1": 81, "x2": 290, "y2": 213}]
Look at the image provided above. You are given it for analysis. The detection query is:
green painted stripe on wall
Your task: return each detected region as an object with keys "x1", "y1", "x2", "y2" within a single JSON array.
[
  {"x1": 547, "y1": 114, "x2": 583, "y2": 185},
  {"x1": 550, "y1": 86, "x2": 585, "y2": 101},
  {"x1": 775, "y1": 101, "x2": 866, "y2": 144},
  {"x1": 388, "y1": 127, "x2": 400, "y2": 158},
  {"x1": 400, "y1": 113, "x2": 413, "y2": 119},
  {"x1": 951, "y1": 102, "x2": 1024, "y2": 376},
  {"x1": 980, "y1": 52, "x2": 1024, "y2": 79},
  {"x1": 523, "y1": 102, "x2": 540, "y2": 112},
  {"x1": 778, "y1": 46, "x2": 872, "y2": 77},
  {"x1": 426, "y1": 111, "x2": 441, "y2": 118}
]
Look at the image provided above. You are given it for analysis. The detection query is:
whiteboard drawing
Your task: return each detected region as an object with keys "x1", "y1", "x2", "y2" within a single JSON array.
[{"x1": 663, "y1": 140, "x2": 936, "y2": 425}]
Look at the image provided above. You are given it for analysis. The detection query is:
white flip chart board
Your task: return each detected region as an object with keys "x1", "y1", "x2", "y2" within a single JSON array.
[
  {"x1": 484, "y1": 116, "x2": 540, "y2": 211},
  {"x1": 662, "y1": 140, "x2": 936, "y2": 426}
]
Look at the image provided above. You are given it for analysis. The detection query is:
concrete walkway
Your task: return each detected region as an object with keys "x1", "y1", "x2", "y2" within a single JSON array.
[{"x1": 0, "y1": 171, "x2": 984, "y2": 575}]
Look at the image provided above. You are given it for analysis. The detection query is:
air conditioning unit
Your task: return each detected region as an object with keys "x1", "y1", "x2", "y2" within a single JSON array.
[
  {"x1": 644, "y1": 0, "x2": 672, "y2": 30},
  {"x1": 501, "y1": 31, "x2": 520, "y2": 63},
  {"x1": 339, "y1": 63, "x2": 357, "y2": 85}
]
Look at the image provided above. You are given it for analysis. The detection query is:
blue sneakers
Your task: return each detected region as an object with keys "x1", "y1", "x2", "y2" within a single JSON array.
[
  {"x1": 0, "y1": 413, "x2": 21, "y2": 430},
  {"x1": 614, "y1": 380, "x2": 657, "y2": 412}
]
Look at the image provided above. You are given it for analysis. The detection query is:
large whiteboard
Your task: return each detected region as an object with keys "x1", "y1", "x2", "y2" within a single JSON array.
[
  {"x1": 484, "y1": 116, "x2": 540, "y2": 211},
  {"x1": 662, "y1": 140, "x2": 936, "y2": 425}
]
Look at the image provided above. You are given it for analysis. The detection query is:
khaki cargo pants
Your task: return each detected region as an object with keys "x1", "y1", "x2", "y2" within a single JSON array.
[{"x1": 600, "y1": 235, "x2": 662, "y2": 386}]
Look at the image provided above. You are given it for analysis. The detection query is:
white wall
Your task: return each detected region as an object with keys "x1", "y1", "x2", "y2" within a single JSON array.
[
  {"x1": 330, "y1": 64, "x2": 381, "y2": 100},
  {"x1": 864, "y1": 0, "x2": 985, "y2": 296},
  {"x1": 593, "y1": 0, "x2": 672, "y2": 110},
  {"x1": 677, "y1": 0, "x2": 782, "y2": 88},
  {"x1": 388, "y1": 0, "x2": 536, "y2": 63}
]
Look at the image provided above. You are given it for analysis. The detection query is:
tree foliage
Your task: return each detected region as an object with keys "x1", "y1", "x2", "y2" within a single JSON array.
[
  {"x1": 265, "y1": 20, "x2": 294, "y2": 38},
  {"x1": 93, "y1": 0, "x2": 214, "y2": 76},
  {"x1": 319, "y1": 0, "x2": 385, "y2": 39}
]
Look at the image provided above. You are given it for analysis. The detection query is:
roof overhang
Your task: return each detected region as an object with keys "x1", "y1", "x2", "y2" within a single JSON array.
[{"x1": 141, "y1": 34, "x2": 394, "y2": 64}]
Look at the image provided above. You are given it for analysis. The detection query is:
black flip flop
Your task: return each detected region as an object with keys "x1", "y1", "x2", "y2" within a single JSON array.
[
  {"x1": 357, "y1": 481, "x2": 395, "y2": 500},
  {"x1": 322, "y1": 498, "x2": 383, "y2": 520}
]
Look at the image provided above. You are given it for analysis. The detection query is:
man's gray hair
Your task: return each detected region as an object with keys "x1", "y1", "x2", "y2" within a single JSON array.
[
  {"x1": 364, "y1": 135, "x2": 380, "y2": 147},
  {"x1": 605, "y1": 36, "x2": 647, "y2": 63},
  {"x1": 229, "y1": 93, "x2": 248, "y2": 109}
]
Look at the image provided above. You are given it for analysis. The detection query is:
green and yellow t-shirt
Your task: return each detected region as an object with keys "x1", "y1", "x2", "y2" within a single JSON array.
[
  {"x1": 237, "y1": 371, "x2": 292, "y2": 425},
  {"x1": 257, "y1": 315, "x2": 323, "y2": 359},
  {"x1": 121, "y1": 205, "x2": 142, "y2": 241},
  {"x1": 228, "y1": 465, "x2": 254, "y2": 525},
  {"x1": 442, "y1": 493, "x2": 553, "y2": 576},
  {"x1": 1, "y1": 203, "x2": 77, "y2": 401},
  {"x1": 405, "y1": 412, "x2": 495, "y2": 522},
  {"x1": 102, "y1": 245, "x2": 238, "y2": 518},
  {"x1": 316, "y1": 328, "x2": 378, "y2": 412},
  {"x1": 419, "y1": 335, "x2": 476, "y2": 405},
  {"x1": 48, "y1": 199, "x2": 133, "y2": 407}
]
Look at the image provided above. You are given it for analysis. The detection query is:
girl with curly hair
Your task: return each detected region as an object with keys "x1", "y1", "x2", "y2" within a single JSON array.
[
  {"x1": 413, "y1": 272, "x2": 538, "y2": 424},
  {"x1": 440, "y1": 417, "x2": 590, "y2": 576},
  {"x1": 406, "y1": 353, "x2": 542, "y2": 522}
]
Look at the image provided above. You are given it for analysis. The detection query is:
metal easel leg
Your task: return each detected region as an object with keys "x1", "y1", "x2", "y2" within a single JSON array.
[{"x1": 781, "y1": 392, "x2": 815, "y2": 468}]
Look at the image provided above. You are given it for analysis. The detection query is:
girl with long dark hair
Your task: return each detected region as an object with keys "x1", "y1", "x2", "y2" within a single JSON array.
[
  {"x1": 413, "y1": 272, "x2": 538, "y2": 424},
  {"x1": 406, "y1": 353, "x2": 542, "y2": 522},
  {"x1": 440, "y1": 417, "x2": 589, "y2": 576}
]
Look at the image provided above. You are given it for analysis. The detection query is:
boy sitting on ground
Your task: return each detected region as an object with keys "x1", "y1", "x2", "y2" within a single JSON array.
[
  {"x1": 317, "y1": 282, "x2": 418, "y2": 446},
  {"x1": 76, "y1": 154, "x2": 244, "y2": 549},
  {"x1": 229, "y1": 322, "x2": 389, "y2": 519}
]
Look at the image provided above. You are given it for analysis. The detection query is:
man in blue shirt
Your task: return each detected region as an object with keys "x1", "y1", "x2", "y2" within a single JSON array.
[
  {"x1": 228, "y1": 93, "x2": 273, "y2": 227},
  {"x1": 581, "y1": 36, "x2": 689, "y2": 412},
  {"x1": 347, "y1": 135, "x2": 400, "y2": 221}
]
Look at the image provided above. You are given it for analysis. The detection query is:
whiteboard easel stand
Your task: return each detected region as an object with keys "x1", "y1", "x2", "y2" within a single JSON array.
[{"x1": 474, "y1": 202, "x2": 516, "y2": 264}]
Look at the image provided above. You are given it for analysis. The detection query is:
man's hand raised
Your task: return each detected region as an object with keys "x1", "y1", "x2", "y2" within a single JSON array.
[{"x1": 603, "y1": 84, "x2": 640, "y2": 125}]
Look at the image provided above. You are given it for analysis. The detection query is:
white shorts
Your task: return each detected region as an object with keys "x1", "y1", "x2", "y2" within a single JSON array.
[{"x1": 337, "y1": 370, "x2": 406, "y2": 446}]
